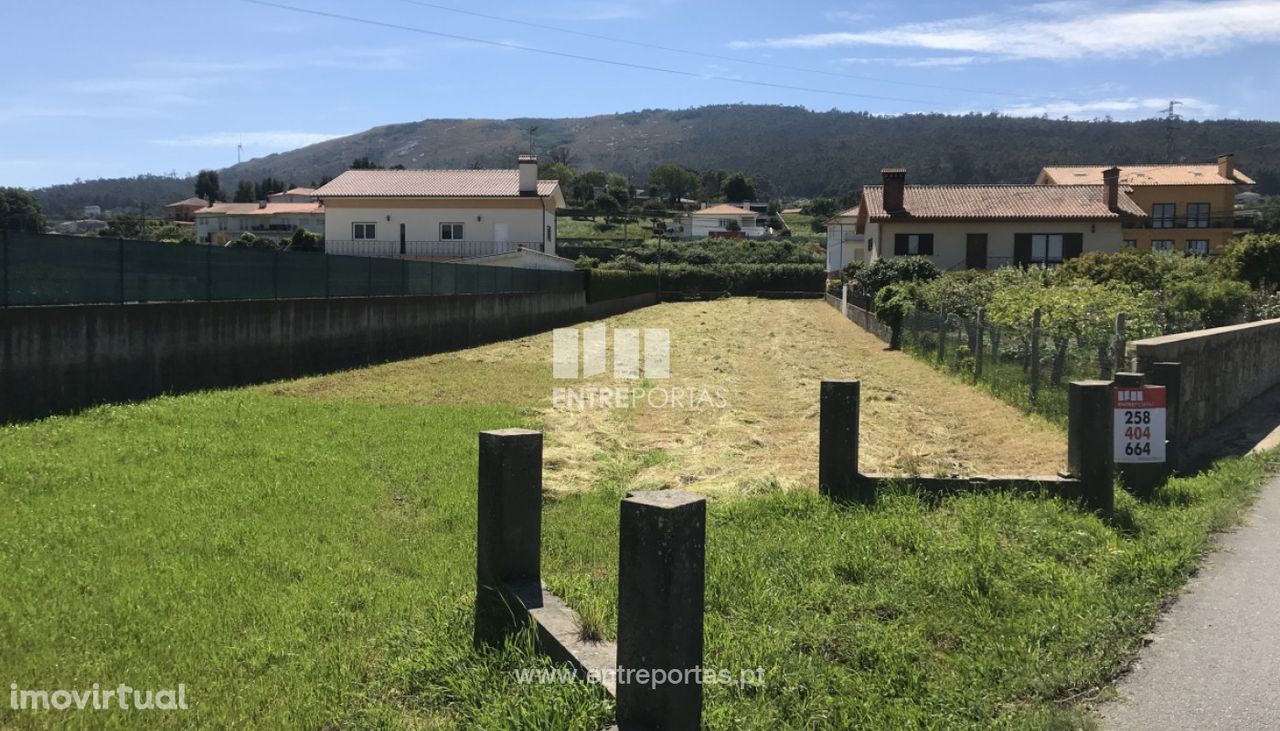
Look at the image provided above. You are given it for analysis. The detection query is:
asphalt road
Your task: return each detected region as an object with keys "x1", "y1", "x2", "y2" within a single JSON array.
[{"x1": 1102, "y1": 474, "x2": 1280, "y2": 730}]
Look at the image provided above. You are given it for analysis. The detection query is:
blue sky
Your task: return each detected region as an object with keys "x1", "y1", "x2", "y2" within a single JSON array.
[{"x1": 2, "y1": 0, "x2": 1278, "y2": 188}]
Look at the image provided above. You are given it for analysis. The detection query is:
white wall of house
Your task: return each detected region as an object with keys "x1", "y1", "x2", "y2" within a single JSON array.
[
  {"x1": 864, "y1": 220, "x2": 1124, "y2": 269},
  {"x1": 826, "y1": 218, "x2": 862, "y2": 273},
  {"x1": 323, "y1": 202, "x2": 556, "y2": 256},
  {"x1": 679, "y1": 213, "x2": 766, "y2": 239}
]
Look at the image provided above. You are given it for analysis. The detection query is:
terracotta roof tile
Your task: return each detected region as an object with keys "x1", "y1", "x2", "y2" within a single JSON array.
[
  {"x1": 1040, "y1": 164, "x2": 1255, "y2": 186},
  {"x1": 314, "y1": 170, "x2": 560, "y2": 198},
  {"x1": 863, "y1": 184, "x2": 1145, "y2": 221},
  {"x1": 166, "y1": 197, "x2": 211, "y2": 208},
  {"x1": 195, "y1": 202, "x2": 323, "y2": 216}
]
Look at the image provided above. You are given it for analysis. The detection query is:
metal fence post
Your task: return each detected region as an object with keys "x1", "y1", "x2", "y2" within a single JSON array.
[
  {"x1": 819, "y1": 380, "x2": 866, "y2": 503},
  {"x1": 118, "y1": 237, "x2": 126, "y2": 304},
  {"x1": 1030, "y1": 308, "x2": 1042, "y2": 406},
  {"x1": 616, "y1": 490, "x2": 706, "y2": 731},
  {"x1": 1, "y1": 228, "x2": 8, "y2": 307},
  {"x1": 474, "y1": 428, "x2": 543, "y2": 648},
  {"x1": 1068, "y1": 380, "x2": 1115, "y2": 514}
]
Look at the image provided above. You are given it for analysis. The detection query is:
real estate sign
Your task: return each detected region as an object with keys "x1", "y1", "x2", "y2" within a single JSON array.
[{"x1": 1113, "y1": 386, "x2": 1167, "y2": 463}]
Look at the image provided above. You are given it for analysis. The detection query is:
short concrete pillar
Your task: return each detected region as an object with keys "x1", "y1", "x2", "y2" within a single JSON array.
[
  {"x1": 1068, "y1": 380, "x2": 1114, "y2": 514},
  {"x1": 820, "y1": 380, "x2": 868, "y2": 503},
  {"x1": 474, "y1": 428, "x2": 543, "y2": 647},
  {"x1": 616, "y1": 490, "x2": 706, "y2": 731}
]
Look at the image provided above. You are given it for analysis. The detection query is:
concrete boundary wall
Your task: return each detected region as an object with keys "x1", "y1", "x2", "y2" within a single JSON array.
[
  {"x1": 1129, "y1": 318, "x2": 1280, "y2": 447},
  {"x1": 0, "y1": 291, "x2": 654, "y2": 423}
]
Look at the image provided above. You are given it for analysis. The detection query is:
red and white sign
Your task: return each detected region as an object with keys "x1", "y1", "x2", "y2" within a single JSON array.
[{"x1": 1113, "y1": 386, "x2": 1167, "y2": 463}]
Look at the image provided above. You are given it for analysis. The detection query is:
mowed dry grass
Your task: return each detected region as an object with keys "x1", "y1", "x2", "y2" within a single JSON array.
[{"x1": 265, "y1": 299, "x2": 1066, "y2": 494}]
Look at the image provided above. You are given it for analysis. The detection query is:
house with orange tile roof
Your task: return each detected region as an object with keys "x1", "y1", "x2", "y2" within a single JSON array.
[
  {"x1": 194, "y1": 200, "x2": 325, "y2": 245},
  {"x1": 1035, "y1": 154, "x2": 1255, "y2": 255},
  {"x1": 314, "y1": 155, "x2": 565, "y2": 261},
  {"x1": 828, "y1": 168, "x2": 1145, "y2": 273}
]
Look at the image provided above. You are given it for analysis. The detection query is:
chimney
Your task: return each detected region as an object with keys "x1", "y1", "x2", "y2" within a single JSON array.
[
  {"x1": 518, "y1": 154, "x2": 538, "y2": 195},
  {"x1": 1218, "y1": 153, "x2": 1234, "y2": 180},
  {"x1": 881, "y1": 168, "x2": 906, "y2": 212},
  {"x1": 1102, "y1": 166, "x2": 1120, "y2": 212},
  {"x1": 258, "y1": 199, "x2": 267, "y2": 209}
]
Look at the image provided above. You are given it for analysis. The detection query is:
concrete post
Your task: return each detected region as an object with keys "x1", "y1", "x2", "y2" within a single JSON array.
[
  {"x1": 1068, "y1": 380, "x2": 1114, "y2": 514},
  {"x1": 975, "y1": 307, "x2": 986, "y2": 379},
  {"x1": 474, "y1": 428, "x2": 543, "y2": 647},
  {"x1": 937, "y1": 311, "x2": 947, "y2": 363},
  {"x1": 1148, "y1": 361, "x2": 1183, "y2": 474},
  {"x1": 616, "y1": 490, "x2": 706, "y2": 731},
  {"x1": 841, "y1": 283, "x2": 849, "y2": 316},
  {"x1": 1112, "y1": 312, "x2": 1128, "y2": 377},
  {"x1": 819, "y1": 380, "x2": 867, "y2": 503},
  {"x1": 1030, "y1": 308, "x2": 1043, "y2": 406}
]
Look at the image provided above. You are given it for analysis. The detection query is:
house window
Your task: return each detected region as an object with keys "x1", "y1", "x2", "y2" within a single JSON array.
[
  {"x1": 353, "y1": 222, "x2": 376, "y2": 240},
  {"x1": 1123, "y1": 239, "x2": 1137, "y2": 248},
  {"x1": 1187, "y1": 203, "x2": 1210, "y2": 228},
  {"x1": 1151, "y1": 203, "x2": 1176, "y2": 228},
  {"x1": 718, "y1": 218, "x2": 733, "y2": 228},
  {"x1": 440, "y1": 223, "x2": 464, "y2": 240},
  {"x1": 1031, "y1": 234, "x2": 1064, "y2": 264},
  {"x1": 1152, "y1": 239, "x2": 1175, "y2": 252},
  {"x1": 1187, "y1": 239, "x2": 1209, "y2": 256},
  {"x1": 893, "y1": 233, "x2": 933, "y2": 255}
]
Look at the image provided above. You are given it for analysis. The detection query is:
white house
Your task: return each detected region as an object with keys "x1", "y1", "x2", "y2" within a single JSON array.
[
  {"x1": 671, "y1": 203, "x2": 769, "y2": 239},
  {"x1": 194, "y1": 201, "x2": 325, "y2": 245},
  {"x1": 829, "y1": 168, "x2": 1145, "y2": 272},
  {"x1": 314, "y1": 155, "x2": 565, "y2": 261}
]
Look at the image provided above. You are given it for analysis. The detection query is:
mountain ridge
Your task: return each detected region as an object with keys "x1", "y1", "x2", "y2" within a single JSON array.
[{"x1": 32, "y1": 105, "x2": 1280, "y2": 218}]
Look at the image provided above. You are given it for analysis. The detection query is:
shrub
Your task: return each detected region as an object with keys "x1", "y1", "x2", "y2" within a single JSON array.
[
  {"x1": 873, "y1": 283, "x2": 921, "y2": 349},
  {"x1": 852, "y1": 257, "x2": 941, "y2": 300},
  {"x1": 1218, "y1": 234, "x2": 1280, "y2": 288},
  {"x1": 583, "y1": 269, "x2": 656, "y2": 303},
  {"x1": 639, "y1": 263, "x2": 825, "y2": 295},
  {"x1": 288, "y1": 228, "x2": 323, "y2": 252}
]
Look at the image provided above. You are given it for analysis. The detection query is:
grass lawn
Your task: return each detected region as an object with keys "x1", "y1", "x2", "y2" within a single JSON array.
[
  {"x1": 2, "y1": 299, "x2": 1276, "y2": 728},
  {"x1": 556, "y1": 216, "x2": 657, "y2": 242}
]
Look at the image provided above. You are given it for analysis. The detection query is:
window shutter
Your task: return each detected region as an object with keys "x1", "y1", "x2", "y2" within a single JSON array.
[
  {"x1": 919, "y1": 234, "x2": 934, "y2": 256},
  {"x1": 894, "y1": 234, "x2": 909, "y2": 255},
  {"x1": 1063, "y1": 233, "x2": 1084, "y2": 260},
  {"x1": 1014, "y1": 234, "x2": 1032, "y2": 266}
]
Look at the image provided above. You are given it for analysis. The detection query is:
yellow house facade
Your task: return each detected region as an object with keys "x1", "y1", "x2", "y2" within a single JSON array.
[{"x1": 1035, "y1": 155, "x2": 1255, "y2": 255}]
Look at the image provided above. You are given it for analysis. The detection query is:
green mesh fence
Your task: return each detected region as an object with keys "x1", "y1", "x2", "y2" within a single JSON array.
[{"x1": 1, "y1": 232, "x2": 582, "y2": 306}]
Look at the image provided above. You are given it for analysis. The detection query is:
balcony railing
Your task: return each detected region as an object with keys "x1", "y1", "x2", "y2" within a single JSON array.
[
  {"x1": 1128, "y1": 214, "x2": 1247, "y2": 230},
  {"x1": 326, "y1": 240, "x2": 542, "y2": 259}
]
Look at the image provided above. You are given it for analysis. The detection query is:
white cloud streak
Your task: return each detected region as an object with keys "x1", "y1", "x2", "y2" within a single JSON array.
[
  {"x1": 152, "y1": 132, "x2": 347, "y2": 149},
  {"x1": 998, "y1": 96, "x2": 1218, "y2": 118},
  {"x1": 733, "y1": 0, "x2": 1280, "y2": 60}
]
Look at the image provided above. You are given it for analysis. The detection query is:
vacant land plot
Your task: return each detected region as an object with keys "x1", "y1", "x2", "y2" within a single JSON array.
[
  {"x1": 271, "y1": 299, "x2": 1066, "y2": 494},
  {"x1": 4, "y1": 298, "x2": 1271, "y2": 729}
]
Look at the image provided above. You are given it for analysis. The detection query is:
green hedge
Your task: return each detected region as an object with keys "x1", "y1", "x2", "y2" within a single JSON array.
[
  {"x1": 584, "y1": 269, "x2": 658, "y2": 303},
  {"x1": 648, "y1": 263, "x2": 825, "y2": 295}
]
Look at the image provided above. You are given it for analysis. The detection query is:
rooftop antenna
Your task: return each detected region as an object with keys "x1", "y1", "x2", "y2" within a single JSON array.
[
  {"x1": 237, "y1": 136, "x2": 244, "y2": 165},
  {"x1": 1161, "y1": 100, "x2": 1182, "y2": 163},
  {"x1": 525, "y1": 125, "x2": 539, "y2": 154}
]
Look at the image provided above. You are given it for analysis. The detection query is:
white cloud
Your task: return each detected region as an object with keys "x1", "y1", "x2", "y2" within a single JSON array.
[
  {"x1": 998, "y1": 96, "x2": 1219, "y2": 118},
  {"x1": 152, "y1": 132, "x2": 347, "y2": 149},
  {"x1": 732, "y1": 0, "x2": 1280, "y2": 61},
  {"x1": 836, "y1": 55, "x2": 989, "y2": 68}
]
